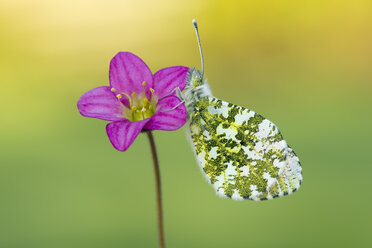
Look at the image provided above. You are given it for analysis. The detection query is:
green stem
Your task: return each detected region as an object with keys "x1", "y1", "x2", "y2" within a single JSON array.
[{"x1": 146, "y1": 131, "x2": 166, "y2": 248}]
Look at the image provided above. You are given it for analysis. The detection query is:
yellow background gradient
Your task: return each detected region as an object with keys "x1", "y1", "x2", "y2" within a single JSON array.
[{"x1": 1, "y1": 1, "x2": 371, "y2": 247}]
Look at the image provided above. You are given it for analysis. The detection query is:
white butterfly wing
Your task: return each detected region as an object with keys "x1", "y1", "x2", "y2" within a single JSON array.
[{"x1": 188, "y1": 97, "x2": 302, "y2": 201}]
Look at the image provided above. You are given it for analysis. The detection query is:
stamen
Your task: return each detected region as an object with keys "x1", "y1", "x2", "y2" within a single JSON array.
[
  {"x1": 118, "y1": 92, "x2": 133, "y2": 106},
  {"x1": 112, "y1": 88, "x2": 134, "y2": 105},
  {"x1": 141, "y1": 81, "x2": 148, "y2": 94},
  {"x1": 117, "y1": 83, "x2": 159, "y2": 122}
]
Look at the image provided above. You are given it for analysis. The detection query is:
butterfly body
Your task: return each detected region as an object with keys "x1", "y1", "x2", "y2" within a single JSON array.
[{"x1": 183, "y1": 68, "x2": 302, "y2": 201}]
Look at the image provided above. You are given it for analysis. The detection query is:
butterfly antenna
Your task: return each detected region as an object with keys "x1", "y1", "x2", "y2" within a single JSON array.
[{"x1": 192, "y1": 19, "x2": 204, "y2": 80}]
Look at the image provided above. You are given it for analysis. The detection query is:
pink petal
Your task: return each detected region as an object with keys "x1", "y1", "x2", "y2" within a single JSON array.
[
  {"x1": 77, "y1": 86, "x2": 127, "y2": 121},
  {"x1": 106, "y1": 119, "x2": 150, "y2": 151},
  {"x1": 109, "y1": 52, "x2": 154, "y2": 97},
  {"x1": 144, "y1": 95, "x2": 187, "y2": 131},
  {"x1": 153, "y1": 66, "x2": 190, "y2": 98}
]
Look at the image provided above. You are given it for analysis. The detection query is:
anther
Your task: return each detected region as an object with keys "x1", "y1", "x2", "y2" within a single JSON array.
[
  {"x1": 150, "y1": 88, "x2": 155, "y2": 94},
  {"x1": 142, "y1": 81, "x2": 146, "y2": 86},
  {"x1": 131, "y1": 106, "x2": 137, "y2": 111},
  {"x1": 131, "y1": 92, "x2": 136, "y2": 98},
  {"x1": 116, "y1": 94, "x2": 122, "y2": 99},
  {"x1": 111, "y1": 88, "x2": 116, "y2": 92}
]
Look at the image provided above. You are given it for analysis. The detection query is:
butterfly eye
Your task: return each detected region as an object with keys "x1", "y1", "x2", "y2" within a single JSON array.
[{"x1": 192, "y1": 79, "x2": 203, "y2": 87}]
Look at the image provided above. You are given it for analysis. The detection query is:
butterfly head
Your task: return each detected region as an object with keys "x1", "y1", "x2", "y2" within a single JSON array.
[
  {"x1": 185, "y1": 67, "x2": 210, "y2": 94},
  {"x1": 183, "y1": 67, "x2": 211, "y2": 116},
  {"x1": 188, "y1": 68, "x2": 204, "y2": 88}
]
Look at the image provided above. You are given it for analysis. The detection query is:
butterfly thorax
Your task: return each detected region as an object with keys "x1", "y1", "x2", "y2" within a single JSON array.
[{"x1": 183, "y1": 68, "x2": 212, "y2": 117}]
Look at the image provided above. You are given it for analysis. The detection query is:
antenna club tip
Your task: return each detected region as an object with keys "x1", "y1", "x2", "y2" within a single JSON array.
[{"x1": 192, "y1": 19, "x2": 197, "y2": 27}]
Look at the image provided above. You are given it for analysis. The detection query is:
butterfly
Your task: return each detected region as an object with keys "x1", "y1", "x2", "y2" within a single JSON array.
[{"x1": 179, "y1": 20, "x2": 302, "y2": 201}]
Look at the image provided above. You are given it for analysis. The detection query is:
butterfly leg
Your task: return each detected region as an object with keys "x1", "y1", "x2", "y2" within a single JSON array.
[
  {"x1": 159, "y1": 97, "x2": 186, "y2": 112},
  {"x1": 175, "y1": 87, "x2": 185, "y2": 101},
  {"x1": 158, "y1": 87, "x2": 184, "y2": 101}
]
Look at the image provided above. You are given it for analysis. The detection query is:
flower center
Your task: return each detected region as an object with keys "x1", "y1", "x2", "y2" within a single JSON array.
[{"x1": 111, "y1": 81, "x2": 157, "y2": 122}]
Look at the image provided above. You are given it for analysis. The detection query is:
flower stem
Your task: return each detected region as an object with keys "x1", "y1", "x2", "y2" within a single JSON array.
[{"x1": 146, "y1": 131, "x2": 166, "y2": 248}]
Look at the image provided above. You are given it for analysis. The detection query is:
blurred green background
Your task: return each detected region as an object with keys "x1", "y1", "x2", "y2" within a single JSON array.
[{"x1": 1, "y1": 0, "x2": 371, "y2": 247}]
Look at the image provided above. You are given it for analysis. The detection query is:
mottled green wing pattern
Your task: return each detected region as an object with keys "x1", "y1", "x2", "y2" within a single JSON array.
[{"x1": 188, "y1": 97, "x2": 302, "y2": 201}]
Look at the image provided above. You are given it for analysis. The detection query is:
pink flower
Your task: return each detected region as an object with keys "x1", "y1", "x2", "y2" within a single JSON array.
[{"x1": 77, "y1": 52, "x2": 189, "y2": 151}]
